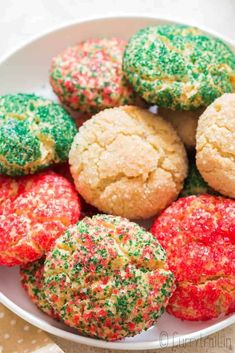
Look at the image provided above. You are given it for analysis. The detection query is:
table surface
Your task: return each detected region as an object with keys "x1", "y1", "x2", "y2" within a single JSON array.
[{"x1": 0, "y1": 0, "x2": 235, "y2": 352}]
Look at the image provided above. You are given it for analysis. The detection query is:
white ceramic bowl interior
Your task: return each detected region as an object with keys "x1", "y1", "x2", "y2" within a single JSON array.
[{"x1": 0, "y1": 15, "x2": 235, "y2": 350}]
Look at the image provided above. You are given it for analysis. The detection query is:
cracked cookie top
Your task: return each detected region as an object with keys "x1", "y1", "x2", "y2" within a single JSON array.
[
  {"x1": 123, "y1": 25, "x2": 235, "y2": 110},
  {"x1": 151, "y1": 194, "x2": 235, "y2": 320},
  {"x1": 0, "y1": 171, "x2": 81, "y2": 266},
  {"x1": 0, "y1": 93, "x2": 77, "y2": 176},
  {"x1": 196, "y1": 93, "x2": 235, "y2": 198},
  {"x1": 69, "y1": 106, "x2": 187, "y2": 219},
  {"x1": 44, "y1": 214, "x2": 175, "y2": 340}
]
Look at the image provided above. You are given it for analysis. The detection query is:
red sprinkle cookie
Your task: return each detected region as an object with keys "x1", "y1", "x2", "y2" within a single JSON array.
[
  {"x1": 0, "y1": 171, "x2": 81, "y2": 266},
  {"x1": 151, "y1": 195, "x2": 235, "y2": 320},
  {"x1": 50, "y1": 38, "x2": 137, "y2": 114},
  {"x1": 44, "y1": 214, "x2": 175, "y2": 341}
]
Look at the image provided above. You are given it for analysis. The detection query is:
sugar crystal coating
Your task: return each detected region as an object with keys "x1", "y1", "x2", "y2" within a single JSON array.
[
  {"x1": 196, "y1": 93, "x2": 235, "y2": 198},
  {"x1": 69, "y1": 106, "x2": 188, "y2": 219},
  {"x1": 50, "y1": 38, "x2": 138, "y2": 114},
  {"x1": 151, "y1": 195, "x2": 235, "y2": 320},
  {"x1": 44, "y1": 214, "x2": 175, "y2": 340},
  {"x1": 20, "y1": 258, "x2": 59, "y2": 318},
  {"x1": 0, "y1": 171, "x2": 81, "y2": 266},
  {"x1": 0, "y1": 94, "x2": 77, "y2": 176},
  {"x1": 123, "y1": 25, "x2": 235, "y2": 110}
]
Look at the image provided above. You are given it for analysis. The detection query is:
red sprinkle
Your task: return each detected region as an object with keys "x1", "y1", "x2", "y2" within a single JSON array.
[
  {"x1": 0, "y1": 171, "x2": 81, "y2": 266},
  {"x1": 151, "y1": 195, "x2": 235, "y2": 320}
]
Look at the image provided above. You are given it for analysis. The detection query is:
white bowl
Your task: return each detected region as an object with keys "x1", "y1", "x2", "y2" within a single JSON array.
[{"x1": 0, "y1": 15, "x2": 235, "y2": 351}]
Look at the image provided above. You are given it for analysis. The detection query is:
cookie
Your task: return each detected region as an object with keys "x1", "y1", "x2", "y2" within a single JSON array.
[
  {"x1": 180, "y1": 160, "x2": 217, "y2": 197},
  {"x1": 50, "y1": 38, "x2": 137, "y2": 114},
  {"x1": 123, "y1": 25, "x2": 235, "y2": 110},
  {"x1": 0, "y1": 171, "x2": 81, "y2": 266},
  {"x1": 69, "y1": 106, "x2": 187, "y2": 219},
  {"x1": 196, "y1": 93, "x2": 235, "y2": 198},
  {"x1": 158, "y1": 108, "x2": 202, "y2": 149},
  {"x1": 151, "y1": 195, "x2": 235, "y2": 320},
  {"x1": 0, "y1": 94, "x2": 77, "y2": 176},
  {"x1": 20, "y1": 258, "x2": 58, "y2": 318},
  {"x1": 44, "y1": 214, "x2": 175, "y2": 341}
]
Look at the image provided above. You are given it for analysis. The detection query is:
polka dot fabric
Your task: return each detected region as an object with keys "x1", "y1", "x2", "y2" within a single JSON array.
[{"x1": 0, "y1": 304, "x2": 64, "y2": 353}]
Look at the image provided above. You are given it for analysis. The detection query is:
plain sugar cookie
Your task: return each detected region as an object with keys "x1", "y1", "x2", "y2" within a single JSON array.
[
  {"x1": 69, "y1": 106, "x2": 188, "y2": 219},
  {"x1": 196, "y1": 93, "x2": 235, "y2": 198}
]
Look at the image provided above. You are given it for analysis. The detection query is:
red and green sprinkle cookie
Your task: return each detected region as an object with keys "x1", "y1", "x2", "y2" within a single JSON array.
[
  {"x1": 20, "y1": 258, "x2": 59, "y2": 318},
  {"x1": 44, "y1": 214, "x2": 175, "y2": 341},
  {"x1": 50, "y1": 38, "x2": 138, "y2": 114}
]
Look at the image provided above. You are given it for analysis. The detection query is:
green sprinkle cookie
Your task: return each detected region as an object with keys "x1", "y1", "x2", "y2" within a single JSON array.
[
  {"x1": 123, "y1": 25, "x2": 235, "y2": 110},
  {"x1": 180, "y1": 160, "x2": 217, "y2": 197},
  {"x1": 0, "y1": 94, "x2": 77, "y2": 176},
  {"x1": 44, "y1": 214, "x2": 175, "y2": 341}
]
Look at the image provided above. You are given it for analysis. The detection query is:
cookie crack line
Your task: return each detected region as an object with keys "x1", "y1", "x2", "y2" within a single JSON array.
[
  {"x1": 76, "y1": 130, "x2": 182, "y2": 193},
  {"x1": 215, "y1": 122, "x2": 235, "y2": 134},
  {"x1": 45, "y1": 267, "x2": 170, "y2": 305},
  {"x1": 197, "y1": 135, "x2": 235, "y2": 161},
  {"x1": 70, "y1": 105, "x2": 187, "y2": 219},
  {"x1": 42, "y1": 214, "x2": 175, "y2": 340},
  {"x1": 167, "y1": 229, "x2": 235, "y2": 249},
  {"x1": 0, "y1": 212, "x2": 70, "y2": 259},
  {"x1": 0, "y1": 210, "x2": 76, "y2": 252},
  {"x1": 0, "y1": 154, "x2": 44, "y2": 172},
  {"x1": 179, "y1": 275, "x2": 235, "y2": 287},
  {"x1": 0, "y1": 94, "x2": 77, "y2": 176},
  {"x1": 127, "y1": 68, "x2": 191, "y2": 84},
  {"x1": 3, "y1": 112, "x2": 27, "y2": 121},
  {"x1": 124, "y1": 47, "x2": 201, "y2": 85},
  {"x1": 49, "y1": 218, "x2": 167, "y2": 275},
  {"x1": 3, "y1": 237, "x2": 42, "y2": 261},
  {"x1": 124, "y1": 25, "x2": 235, "y2": 111},
  {"x1": 96, "y1": 218, "x2": 167, "y2": 270},
  {"x1": 53, "y1": 238, "x2": 166, "y2": 276},
  {"x1": 96, "y1": 165, "x2": 179, "y2": 208},
  {"x1": 92, "y1": 165, "x2": 176, "y2": 206}
]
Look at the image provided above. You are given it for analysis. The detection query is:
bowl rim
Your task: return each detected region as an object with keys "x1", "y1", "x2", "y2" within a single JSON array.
[
  {"x1": 1, "y1": 13, "x2": 235, "y2": 64},
  {"x1": 1, "y1": 290, "x2": 235, "y2": 350},
  {"x1": 0, "y1": 13, "x2": 235, "y2": 350}
]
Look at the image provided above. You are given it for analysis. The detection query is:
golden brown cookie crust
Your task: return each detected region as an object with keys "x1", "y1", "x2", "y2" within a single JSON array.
[
  {"x1": 196, "y1": 93, "x2": 235, "y2": 198},
  {"x1": 69, "y1": 106, "x2": 188, "y2": 219}
]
